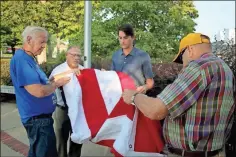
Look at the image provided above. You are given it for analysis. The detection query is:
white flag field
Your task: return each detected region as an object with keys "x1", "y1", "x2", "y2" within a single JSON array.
[{"x1": 61, "y1": 69, "x2": 166, "y2": 157}]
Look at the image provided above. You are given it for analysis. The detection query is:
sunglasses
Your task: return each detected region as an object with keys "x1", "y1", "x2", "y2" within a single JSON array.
[{"x1": 179, "y1": 47, "x2": 187, "y2": 61}]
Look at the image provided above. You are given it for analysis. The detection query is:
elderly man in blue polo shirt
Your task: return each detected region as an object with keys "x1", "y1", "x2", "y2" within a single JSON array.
[
  {"x1": 10, "y1": 26, "x2": 71, "y2": 157},
  {"x1": 111, "y1": 24, "x2": 154, "y2": 93}
]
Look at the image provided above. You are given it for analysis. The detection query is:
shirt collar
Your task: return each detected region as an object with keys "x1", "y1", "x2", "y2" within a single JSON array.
[
  {"x1": 120, "y1": 47, "x2": 137, "y2": 56},
  {"x1": 200, "y1": 52, "x2": 213, "y2": 58},
  {"x1": 187, "y1": 52, "x2": 214, "y2": 66}
]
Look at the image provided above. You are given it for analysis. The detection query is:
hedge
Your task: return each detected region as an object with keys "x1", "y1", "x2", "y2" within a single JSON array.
[
  {"x1": 0, "y1": 58, "x2": 12, "y2": 85},
  {"x1": 0, "y1": 58, "x2": 181, "y2": 95}
]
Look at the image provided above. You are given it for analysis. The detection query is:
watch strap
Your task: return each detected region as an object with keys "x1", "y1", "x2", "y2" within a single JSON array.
[{"x1": 131, "y1": 92, "x2": 139, "y2": 105}]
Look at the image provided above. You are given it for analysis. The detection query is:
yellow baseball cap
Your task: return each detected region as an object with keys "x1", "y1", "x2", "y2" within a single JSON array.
[{"x1": 173, "y1": 33, "x2": 210, "y2": 64}]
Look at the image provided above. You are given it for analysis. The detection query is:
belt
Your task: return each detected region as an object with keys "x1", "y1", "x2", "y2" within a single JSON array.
[
  {"x1": 30, "y1": 113, "x2": 52, "y2": 120},
  {"x1": 56, "y1": 104, "x2": 68, "y2": 110},
  {"x1": 168, "y1": 147, "x2": 221, "y2": 157}
]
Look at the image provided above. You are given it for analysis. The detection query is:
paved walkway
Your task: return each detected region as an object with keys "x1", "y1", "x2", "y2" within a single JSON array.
[{"x1": 1, "y1": 101, "x2": 113, "y2": 157}]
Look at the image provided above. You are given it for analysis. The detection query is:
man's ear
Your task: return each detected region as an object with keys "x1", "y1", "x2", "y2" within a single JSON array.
[
  {"x1": 188, "y1": 46, "x2": 194, "y2": 58},
  {"x1": 27, "y1": 36, "x2": 32, "y2": 44},
  {"x1": 132, "y1": 36, "x2": 136, "y2": 45}
]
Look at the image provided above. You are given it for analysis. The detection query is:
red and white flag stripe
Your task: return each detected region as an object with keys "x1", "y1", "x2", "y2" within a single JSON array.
[{"x1": 65, "y1": 69, "x2": 165, "y2": 156}]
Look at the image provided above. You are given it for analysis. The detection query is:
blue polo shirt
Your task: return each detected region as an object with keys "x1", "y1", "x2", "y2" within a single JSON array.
[
  {"x1": 111, "y1": 47, "x2": 154, "y2": 86},
  {"x1": 10, "y1": 49, "x2": 56, "y2": 123}
]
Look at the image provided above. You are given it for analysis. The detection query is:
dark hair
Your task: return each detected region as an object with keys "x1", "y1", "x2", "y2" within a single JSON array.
[{"x1": 118, "y1": 24, "x2": 134, "y2": 37}]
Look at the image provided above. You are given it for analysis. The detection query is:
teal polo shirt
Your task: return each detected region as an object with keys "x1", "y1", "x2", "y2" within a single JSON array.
[{"x1": 111, "y1": 47, "x2": 154, "y2": 86}]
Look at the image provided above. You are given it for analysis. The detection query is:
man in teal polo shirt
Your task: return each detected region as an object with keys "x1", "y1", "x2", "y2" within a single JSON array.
[{"x1": 111, "y1": 24, "x2": 154, "y2": 93}]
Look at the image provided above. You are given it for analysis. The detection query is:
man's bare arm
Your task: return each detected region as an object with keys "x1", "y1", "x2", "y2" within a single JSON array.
[
  {"x1": 122, "y1": 89, "x2": 168, "y2": 120},
  {"x1": 146, "y1": 78, "x2": 154, "y2": 90},
  {"x1": 53, "y1": 69, "x2": 80, "y2": 81},
  {"x1": 134, "y1": 94, "x2": 168, "y2": 120},
  {"x1": 25, "y1": 77, "x2": 70, "y2": 98},
  {"x1": 136, "y1": 78, "x2": 154, "y2": 93},
  {"x1": 25, "y1": 83, "x2": 56, "y2": 98}
]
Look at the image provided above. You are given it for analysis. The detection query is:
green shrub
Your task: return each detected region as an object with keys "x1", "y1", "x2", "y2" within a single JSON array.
[
  {"x1": 0, "y1": 58, "x2": 12, "y2": 85},
  {"x1": 91, "y1": 56, "x2": 111, "y2": 70},
  {"x1": 40, "y1": 51, "x2": 67, "y2": 77},
  {"x1": 147, "y1": 63, "x2": 182, "y2": 97},
  {"x1": 40, "y1": 62, "x2": 60, "y2": 77},
  {"x1": 55, "y1": 50, "x2": 66, "y2": 64},
  {"x1": 1, "y1": 75, "x2": 13, "y2": 86}
]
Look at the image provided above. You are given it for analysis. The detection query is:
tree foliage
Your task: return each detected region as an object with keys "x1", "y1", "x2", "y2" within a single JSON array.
[
  {"x1": 1, "y1": 1, "x2": 84, "y2": 57},
  {"x1": 1, "y1": 1, "x2": 198, "y2": 62},
  {"x1": 71, "y1": 1, "x2": 198, "y2": 62},
  {"x1": 213, "y1": 35, "x2": 236, "y2": 76},
  {"x1": 1, "y1": 1, "x2": 42, "y2": 45}
]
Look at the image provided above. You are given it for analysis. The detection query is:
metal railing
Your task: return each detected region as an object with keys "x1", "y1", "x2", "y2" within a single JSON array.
[{"x1": 0, "y1": 85, "x2": 15, "y2": 94}]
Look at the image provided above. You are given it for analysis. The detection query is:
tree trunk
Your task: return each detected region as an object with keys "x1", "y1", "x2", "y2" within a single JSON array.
[
  {"x1": 47, "y1": 34, "x2": 53, "y2": 59},
  {"x1": 57, "y1": 35, "x2": 60, "y2": 55},
  {"x1": 11, "y1": 45, "x2": 15, "y2": 56}
]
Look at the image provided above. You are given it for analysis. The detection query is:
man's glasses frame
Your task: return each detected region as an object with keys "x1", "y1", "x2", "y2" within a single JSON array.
[
  {"x1": 179, "y1": 47, "x2": 187, "y2": 61},
  {"x1": 68, "y1": 52, "x2": 82, "y2": 58}
]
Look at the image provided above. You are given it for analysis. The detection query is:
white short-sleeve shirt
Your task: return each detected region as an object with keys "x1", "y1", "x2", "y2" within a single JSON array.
[{"x1": 50, "y1": 62, "x2": 84, "y2": 107}]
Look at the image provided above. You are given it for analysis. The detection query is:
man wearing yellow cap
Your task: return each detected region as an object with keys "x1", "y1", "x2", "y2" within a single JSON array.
[{"x1": 122, "y1": 33, "x2": 235, "y2": 157}]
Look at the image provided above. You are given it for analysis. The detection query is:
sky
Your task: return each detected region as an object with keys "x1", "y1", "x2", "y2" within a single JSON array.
[{"x1": 193, "y1": 1, "x2": 235, "y2": 41}]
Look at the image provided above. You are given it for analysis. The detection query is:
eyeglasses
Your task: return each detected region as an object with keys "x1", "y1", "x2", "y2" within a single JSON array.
[
  {"x1": 179, "y1": 47, "x2": 187, "y2": 61},
  {"x1": 68, "y1": 52, "x2": 82, "y2": 58}
]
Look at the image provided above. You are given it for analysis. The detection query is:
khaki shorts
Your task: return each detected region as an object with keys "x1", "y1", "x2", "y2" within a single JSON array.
[{"x1": 81, "y1": 142, "x2": 114, "y2": 156}]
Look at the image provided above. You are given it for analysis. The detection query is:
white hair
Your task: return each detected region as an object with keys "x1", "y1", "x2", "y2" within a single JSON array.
[
  {"x1": 66, "y1": 46, "x2": 81, "y2": 54},
  {"x1": 22, "y1": 26, "x2": 48, "y2": 43}
]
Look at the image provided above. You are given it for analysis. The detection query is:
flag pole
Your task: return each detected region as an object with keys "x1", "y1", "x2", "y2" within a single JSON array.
[{"x1": 84, "y1": 0, "x2": 92, "y2": 68}]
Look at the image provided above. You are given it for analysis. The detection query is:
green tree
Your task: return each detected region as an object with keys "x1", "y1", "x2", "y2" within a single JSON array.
[
  {"x1": 1, "y1": 1, "x2": 42, "y2": 45},
  {"x1": 0, "y1": 1, "x2": 84, "y2": 58},
  {"x1": 213, "y1": 33, "x2": 236, "y2": 76},
  {"x1": 71, "y1": 1, "x2": 198, "y2": 62},
  {"x1": 40, "y1": 1, "x2": 84, "y2": 58},
  {"x1": 0, "y1": 26, "x2": 19, "y2": 55}
]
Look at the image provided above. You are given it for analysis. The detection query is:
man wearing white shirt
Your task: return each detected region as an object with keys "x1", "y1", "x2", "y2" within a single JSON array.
[{"x1": 50, "y1": 46, "x2": 84, "y2": 157}]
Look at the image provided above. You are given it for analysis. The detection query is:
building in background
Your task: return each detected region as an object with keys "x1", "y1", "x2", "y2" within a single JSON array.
[
  {"x1": 216, "y1": 28, "x2": 235, "y2": 44},
  {"x1": 212, "y1": 28, "x2": 235, "y2": 73}
]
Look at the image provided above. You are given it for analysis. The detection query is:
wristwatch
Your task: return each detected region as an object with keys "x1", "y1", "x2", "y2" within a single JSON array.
[{"x1": 131, "y1": 93, "x2": 139, "y2": 105}]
